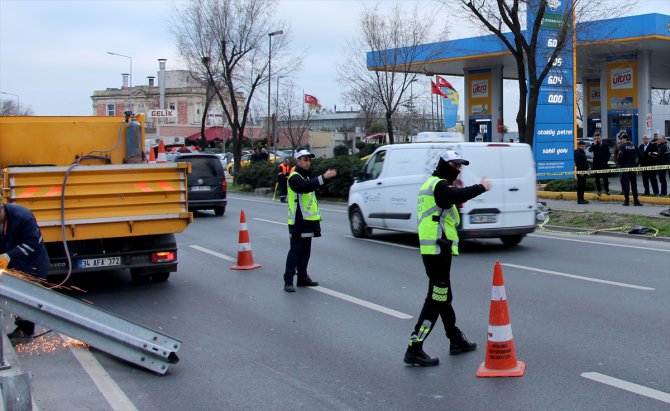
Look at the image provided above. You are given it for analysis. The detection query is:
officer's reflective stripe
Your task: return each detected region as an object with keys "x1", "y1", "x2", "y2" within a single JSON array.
[
  {"x1": 299, "y1": 193, "x2": 320, "y2": 218},
  {"x1": 22, "y1": 244, "x2": 35, "y2": 252},
  {"x1": 418, "y1": 188, "x2": 435, "y2": 196},
  {"x1": 432, "y1": 285, "x2": 448, "y2": 302},
  {"x1": 488, "y1": 324, "x2": 514, "y2": 342},
  {"x1": 238, "y1": 242, "x2": 252, "y2": 252},
  {"x1": 38, "y1": 235, "x2": 43, "y2": 243},
  {"x1": 491, "y1": 285, "x2": 506, "y2": 301},
  {"x1": 17, "y1": 244, "x2": 30, "y2": 256},
  {"x1": 419, "y1": 240, "x2": 436, "y2": 246},
  {"x1": 300, "y1": 232, "x2": 314, "y2": 238},
  {"x1": 417, "y1": 320, "x2": 432, "y2": 340},
  {"x1": 417, "y1": 205, "x2": 440, "y2": 223}
]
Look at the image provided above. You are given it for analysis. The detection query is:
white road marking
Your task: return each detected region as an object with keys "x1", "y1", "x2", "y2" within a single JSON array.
[
  {"x1": 502, "y1": 263, "x2": 655, "y2": 291},
  {"x1": 227, "y1": 195, "x2": 346, "y2": 213},
  {"x1": 189, "y1": 245, "x2": 411, "y2": 319},
  {"x1": 63, "y1": 334, "x2": 138, "y2": 411},
  {"x1": 581, "y1": 372, "x2": 670, "y2": 404},
  {"x1": 345, "y1": 235, "x2": 419, "y2": 250},
  {"x1": 190, "y1": 244, "x2": 236, "y2": 262},
  {"x1": 529, "y1": 233, "x2": 670, "y2": 252},
  {"x1": 311, "y1": 286, "x2": 413, "y2": 319},
  {"x1": 253, "y1": 217, "x2": 286, "y2": 226}
]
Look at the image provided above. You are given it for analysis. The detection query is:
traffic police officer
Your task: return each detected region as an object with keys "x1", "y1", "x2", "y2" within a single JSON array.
[
  {"x1": 0, "y1": 202, "x2": 50, "y2": 341},
  {"x1": 283, "y1": 150, "x2": 336, "y2": 292},
  {"x1": 616, "y1": 134, "x2": 642, "y2": 206},
  {"x1": 404, "y1": 151, "x2": 491, "y2": 366}
]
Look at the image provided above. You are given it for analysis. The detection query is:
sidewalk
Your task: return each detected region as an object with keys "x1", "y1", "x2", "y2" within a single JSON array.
[{"x1": 538, "y1": 197, "x2": 669, "y2": 217}]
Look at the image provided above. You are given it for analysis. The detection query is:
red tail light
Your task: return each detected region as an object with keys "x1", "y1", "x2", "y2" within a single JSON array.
[
  {"x1": 222, "y1": 179, "x2": 227, "y2": 191},
  {"x1": 152, "y1": 251, "x2": 175, "y2": 263}
]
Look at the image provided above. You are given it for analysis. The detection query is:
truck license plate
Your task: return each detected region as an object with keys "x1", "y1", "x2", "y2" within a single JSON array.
[
  {"x1": 191, "y1": 186, "x2": 211, "y2": 191},
  {"x1": 78, "y1": 257, "x2": 122, "y2": 269},
  {"x1": 470, "y1": 214, "x2": 497, "y2": 224}
]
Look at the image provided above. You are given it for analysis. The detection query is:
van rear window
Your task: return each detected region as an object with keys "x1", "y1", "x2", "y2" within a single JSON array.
[{"x1": 183, "y1": 157, "x2": 223, "y2": 177}]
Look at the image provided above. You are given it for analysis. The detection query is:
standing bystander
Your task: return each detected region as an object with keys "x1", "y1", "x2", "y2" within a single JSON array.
[
  {"x1": 283, "y1": 150, "x2": 337, "y2": 292},
  {"x1": 638, "y1": 135, "x2": 659, "y2": 196},
  {"x1": 588, "y1": 132, "x2": 611, "y2": 195},
  {"x1": 574, "y1": 141, "x2": 590, "y2": 204},
  {"x1": 657, "y1": 135, "x2": 669, "y2": 196},
  {"x1": 276, "y1": 158, "x2": 290, "y2": 203}
]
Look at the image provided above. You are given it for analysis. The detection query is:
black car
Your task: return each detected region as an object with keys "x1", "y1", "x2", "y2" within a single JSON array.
[{"x1": 174, "y1": 152, "x2": 227, "y2": 216}]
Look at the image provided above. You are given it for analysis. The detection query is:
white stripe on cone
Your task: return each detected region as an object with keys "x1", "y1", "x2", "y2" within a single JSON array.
[
  {"x1": 490, "y1": 285, "x2": 506, "y2": 301},
  {"x1": 238, "y1": 243, "x2": 252, "y2": 252},
  {"x1": 487, "y1": 324, "x2": 514, "y2": 342}
]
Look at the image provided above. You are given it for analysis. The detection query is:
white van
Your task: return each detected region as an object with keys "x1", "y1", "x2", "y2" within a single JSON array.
[{"x1": 347, "y1": 142, "x2": 536, "y2": 246}]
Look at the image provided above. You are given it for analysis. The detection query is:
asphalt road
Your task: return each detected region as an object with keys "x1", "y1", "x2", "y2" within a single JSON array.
[{"x1": 6, "y1": 192, "x2": 670, "y2": 410}]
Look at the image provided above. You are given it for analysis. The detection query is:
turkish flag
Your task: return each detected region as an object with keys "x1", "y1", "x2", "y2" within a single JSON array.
[
  {"x1": 431, "y1": 81, "x2": 448, "y2": 98},
  {"x1": 435, "y1": 75, "x2": 456, "y2": 90},
  {"x1": 304, "y1": 94, "x2": 319, "y2": 104}
]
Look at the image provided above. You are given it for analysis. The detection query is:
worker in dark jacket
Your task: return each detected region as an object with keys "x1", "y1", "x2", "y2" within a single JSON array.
[
  {"x1": 283, "y1": 150, "x2": 337, "y2": 292},
  {"x1": 638, "y1": 135, "x2": 659, "y2": 196},
  {"x1": 574, "y1": 141, "x2": 590, "y2": 204},
  {"x1": 276, "y1": 158, "x2": 291, "y2": 203},
  {"x1": 0, "y1": 202, "x2": 50, "y2": 341},
  {"x1": 616, "y1": 134, "x2": 642, "y2": 206},
  {"x1": 588, "y1": 132, "x2": 611, "y2": 195},
  {"x1": 404, "y1": 151, "x2": 491, "y2": 366}
]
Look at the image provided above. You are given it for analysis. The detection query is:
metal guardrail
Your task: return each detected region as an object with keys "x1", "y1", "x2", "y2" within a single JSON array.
[{"x1": 0, "y1": 273, "x2": 181, "y2": 375}]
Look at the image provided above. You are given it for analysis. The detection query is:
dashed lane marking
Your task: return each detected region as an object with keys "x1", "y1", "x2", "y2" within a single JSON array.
[
  {"x1": 311, "y1": 286, "x2": 413, "y2": 319},
  {"x1": 345, "y1": 235, "x2": 419, "y2": 250},
  {"x1": 190, "y1": 244, "x2": 236, "y2": 262},
  {"x1": 253, "y1": 217, "x2": 286, "y2": 226},
  {"x1": 581, "y1": 372, "x2": 670, "y2": 404},
  {"x1": 502, "y1": 263, "x2": 655, "y2": 291},
  {"x1": 529, "y1": 233, "x2": 670, "y2": 252},
  {"x1": 227, "y1": 195, "x2": 346, "y2": 213},
  {"x1": 64, "y1": 334, "x2": 138, "y2": 411},
  {"x1": 188, "y1": 245, "x2": 412, "y2": 319}
]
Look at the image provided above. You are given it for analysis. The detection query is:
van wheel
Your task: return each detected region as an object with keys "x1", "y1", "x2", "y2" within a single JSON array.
[
  {"x1": 501, "y1": 235, "x2": 523, "y2": 247},
  {"x1": 214, "y1": 206, "x2": 225, "y2": 216},
  {"x1": 350, "y1": 207, "x2": 371, "y2": 238}
]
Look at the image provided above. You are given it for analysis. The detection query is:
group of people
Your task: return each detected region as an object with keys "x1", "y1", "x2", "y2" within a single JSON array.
[
  {"x1": 574, "y1": 131, "x2": 670, "y2": 206},
  {"x1": 280, "y1": 148, "x2": 490, "y2": 366}
]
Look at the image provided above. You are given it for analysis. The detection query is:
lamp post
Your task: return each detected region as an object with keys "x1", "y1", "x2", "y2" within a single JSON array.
[
  {"x1": 1, "y1": 92, "x2": 19, "y2": 114},
  {"x1": 267, "y1": 30, "x2": 283, "y2": 150},
  {"x1": 107, "y1": 51, "x2": 133, "y2": 112},
  {"x1": 274, "y1": 75, "x2": 287, "y2": 158}
]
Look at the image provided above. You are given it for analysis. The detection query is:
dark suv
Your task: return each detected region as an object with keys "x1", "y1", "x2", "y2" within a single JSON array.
[{"x1": 175, "y1": 153, "x2": 227, "y2": 216}]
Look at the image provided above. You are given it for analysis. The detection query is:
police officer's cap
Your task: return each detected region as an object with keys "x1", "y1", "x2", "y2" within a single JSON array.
[{"x1": 440, "y1": 150, "x2": 469, "y2": 166}]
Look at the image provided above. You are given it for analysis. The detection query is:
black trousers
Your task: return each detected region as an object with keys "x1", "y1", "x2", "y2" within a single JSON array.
[
  {"x1": 410, "y1": 248, "x2": 459, "y2": 343},
  {"x1": 576, "y1": 175, "x2": 587, "y2": 201},
  {"x1": 641, "y1": 170, "x2": 659, "y2": 195},
  {"x1": 659, "y1": 168, "x2": 668, "y2": 195},
  {"x1": 620, "y1": 171, "x2": 639, "y2": 201},
  {"x1": 284, "y1": 235, "x2": 312, "y2": 283},
  {"x1": 592, "y1": 167, "x2": 609, "y2": 193}
]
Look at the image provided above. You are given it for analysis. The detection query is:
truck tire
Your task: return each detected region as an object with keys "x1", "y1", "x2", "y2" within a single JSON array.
[
  {"x1": 501, "y1": 235, "x2": 523, "y2": 247},
  {"x1": 214, "y1": 206, "x2": 225, "y2": 216},
  {"x1": 349, "y1": 206, "x2": 371, "y2": 238}
]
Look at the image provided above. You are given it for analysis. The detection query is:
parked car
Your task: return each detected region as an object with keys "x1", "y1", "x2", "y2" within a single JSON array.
[
  {"x1": 226, "y1": 152, "x2": 280, "y2": 175},
  {"x1": 173, "y1": 152, "x2": 227, "y2": 216}
]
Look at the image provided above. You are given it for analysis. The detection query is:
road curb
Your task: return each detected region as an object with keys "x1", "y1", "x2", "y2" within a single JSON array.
[
  {"x1": 539, "y1": 224, "x2": 670, "y2": 242},
  {"x1": 538, "y1": 191, "x2": 670, "y2": 205}
]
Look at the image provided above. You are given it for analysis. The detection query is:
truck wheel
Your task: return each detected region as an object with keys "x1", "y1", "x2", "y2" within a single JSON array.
[
  {"x1": 151, "y1": 272, "x2": 170, "y2": 282},
  {"x1": 501, "y1": 235, "x2": 523, "y2": 247},
  {"x1": 349, "y1": 206, "x2": 371, "y2": 238},
  {"x1": 214, "y1": 206, "x2": 225, "y2": 216},
  {"x1": 130, "y1": 269, "x2": 151, "y2": 284}
]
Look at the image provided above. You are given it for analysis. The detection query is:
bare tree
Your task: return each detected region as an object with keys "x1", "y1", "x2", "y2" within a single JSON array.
[
  {"x1": 339, "y1": 4, "x2": 440, "y2": 144},
  {"x1": 172, "y1": 0, "x2": 298, "y2": 179},
  {"x1": 447, "y1": 0, "x2": 632, "y2": 146},
  {"x1": 342, "y1": 88, "x2": 382, "y2": 135},
  {"x1": 652, "y1": 89, "x2": 670, "y2": 105},
  {"x1": 1, "y1": 99, "x2": 33, "y2": 116},
  {"x1": 277, "y1": 81, "x2": 313, "y2": 153}
]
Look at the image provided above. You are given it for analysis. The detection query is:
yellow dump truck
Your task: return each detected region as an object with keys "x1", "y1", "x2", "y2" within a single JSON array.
[{"x1": 0, "y1": 115, "x2": 192, "y2": 283}]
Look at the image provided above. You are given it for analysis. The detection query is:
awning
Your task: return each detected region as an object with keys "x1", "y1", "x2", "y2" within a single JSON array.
[
  {"x1": 185, "y1": 126, "x2": 233, "y2": 142},
  {"x1": 365, "y1": 132, "x2": 385, "y2": 140}
]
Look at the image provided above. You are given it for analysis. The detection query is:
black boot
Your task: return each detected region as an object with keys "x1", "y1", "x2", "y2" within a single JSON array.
[
  {"x1": 296, "y1": 274, "x2": 319, "y2": 287},
  {"x1": 404, "y1": 343, "x2": 439, "y2": 366},
  {"x1": 449, "y1": 330, "x2": 477, "y2": 355},
  {"x1": 283, "y1": 273, "x2": 295, "y2": 293}
]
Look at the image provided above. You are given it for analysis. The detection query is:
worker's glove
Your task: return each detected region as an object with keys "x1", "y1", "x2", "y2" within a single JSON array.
[{"x1": 0, "y1": 253, "x2": 10, "y2": 270}]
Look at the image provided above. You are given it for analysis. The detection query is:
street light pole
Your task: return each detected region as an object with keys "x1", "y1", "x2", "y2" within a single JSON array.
[
  {"x1": 274, "y1": 75, "x2": 287, "y2": 158},
  {"x1": 267, "y1": 30, "x2": 283, "y2": 150},
  {"x1": 107, "y1": 51, "x2": 133, "y2": 112},
  {"x1": 1, "y1": 92, "x2": 20, "y2": 114}
]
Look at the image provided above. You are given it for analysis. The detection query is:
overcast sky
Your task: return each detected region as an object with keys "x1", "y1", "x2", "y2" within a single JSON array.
[{"x1": 1, "y1": 0, "x2": 668, "y2": 128}]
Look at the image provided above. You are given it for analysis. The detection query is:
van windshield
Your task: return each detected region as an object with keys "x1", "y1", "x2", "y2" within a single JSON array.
[{"x1": 182, "y1": 157, "x2": 223, "y2": 177}]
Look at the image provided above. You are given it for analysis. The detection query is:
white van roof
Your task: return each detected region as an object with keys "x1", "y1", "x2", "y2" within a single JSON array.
[{"x1": 412, "y1": 131, "x2": 465, "y2": 143}]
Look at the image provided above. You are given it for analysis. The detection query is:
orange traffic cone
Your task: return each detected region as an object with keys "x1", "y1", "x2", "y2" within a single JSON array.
[
  {"x1": 230, "y1": 210, "x2": 262, "y2": 270},
  {"x1": 148, "y1": 146, "x2": 157, "y2": 164},
  {"x1": 476, "y1": 260, "x2": 525, "y2": 377},
  {"x1": 156, "y1": 139, "x2": 167, "y2": 163}
]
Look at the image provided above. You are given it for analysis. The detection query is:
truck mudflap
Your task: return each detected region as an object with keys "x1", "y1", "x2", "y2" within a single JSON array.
[{"x1": 46, "y1": 233, "x2": 178, "y2": 278}]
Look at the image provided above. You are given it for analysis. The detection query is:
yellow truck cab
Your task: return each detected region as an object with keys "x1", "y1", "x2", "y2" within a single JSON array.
[{"x1": 0, "y1": 115, "x2": 192, "y2": 283}]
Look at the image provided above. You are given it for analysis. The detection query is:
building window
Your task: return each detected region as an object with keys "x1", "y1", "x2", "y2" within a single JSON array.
[
  {"x1": 106, "y1": 104, "x2": 115, "y2": 116},
  {"x1": 169, "y1": 102, "x2": 176, "y2": 110}
]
